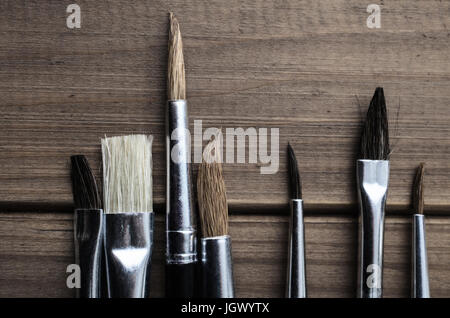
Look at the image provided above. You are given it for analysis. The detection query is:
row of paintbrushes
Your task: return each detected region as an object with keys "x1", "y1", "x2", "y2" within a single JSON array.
[
  {"x1": 72, "y1": 135, "x2": 230, "y2": 298},
  {"x1": 71, "y1": 12, "x2": 430, "y2": 298},
  {"x1": 71, "y1": 13, "x2": 232, "y2": 298},
  {"x1": 287, "y1": 88, "x2": 429, "y2": 298},
  {"x1": 72, "y1": 91, "x2": 429, "y2": 299}
]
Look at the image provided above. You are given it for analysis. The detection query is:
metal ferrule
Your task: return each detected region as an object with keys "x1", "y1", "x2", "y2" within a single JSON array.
[
  {"x1": 412, "y1": 214, "x2": 430, "y2": 298},
  {"x1": 166, "y1": 99, "x2": 197, "y2": 265},
  {"x1": 201, "y1": 235, "x2": 234, "y2": 298},
  {"x1": 74, "y1": 209, "x2": 103, "y2": 298},
  {"x1": 356, "y1": 159, "x2": 389, "y2": 298},
  {"x1": 286, "y1": 199, "x2": 306, "y2": 298},
  {"x1": 103, "y1": 212, "x2": 154, "y2": 298}
]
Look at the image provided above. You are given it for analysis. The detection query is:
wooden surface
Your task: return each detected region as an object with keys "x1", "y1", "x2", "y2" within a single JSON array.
[
  {"x1": 0, "y1": 0, "x2": 449, "y2": 211},
  {"x1": 1, "y1": 212, "x2": 450, "y2": 298},
  {"x1": 0, "y1": 0, "x2": 450, "y2": 298}
]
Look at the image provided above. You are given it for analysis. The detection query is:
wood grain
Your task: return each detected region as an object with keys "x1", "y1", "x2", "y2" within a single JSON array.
[
  {"x1": 1, "y1": 212, "x2": 450, "y2": 298},
  {"x1": 0, "y1": 1, "x2": 449, "y2": 212}
]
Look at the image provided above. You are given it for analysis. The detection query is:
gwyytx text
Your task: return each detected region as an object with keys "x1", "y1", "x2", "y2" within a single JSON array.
[{"x1": 181, "y1": 302, "x2": 270, "y2": 315}]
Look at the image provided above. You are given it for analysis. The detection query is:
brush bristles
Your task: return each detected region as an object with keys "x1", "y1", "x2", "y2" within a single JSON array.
[
  {"x1": 287, "y1": 143, "x2": 302, "y2": 200},
  {"x1": 360, "y1": 87, "x2": 390, "y2": 160},
  {"x1": 71, "y1": 155, "x2": 101, "y2": 210},
  {"x1": 168, "y1": 12, "x2": 186, "y2": 100},
  {"x1": 197, "y1": 139, "x2": 228, "y2": 238},
  {"x1": 413, "y1": 163, "x2": 425, "y2": 215},
  {"x1": 101, "y1": 135, "x2": 153, "y2": 213}
]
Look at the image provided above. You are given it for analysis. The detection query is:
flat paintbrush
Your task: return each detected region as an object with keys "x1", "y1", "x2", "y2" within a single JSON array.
[
  {"x1": 197, "y1": 139, "x2": 234, "y2": 298},
  {"x1": 411, "y1": 163, "x2": 430, "y2": 298},
  {"x1": 285, "y1": 144, "x2": 306, "y2": 298},
  {"x1": 102, "y1": 134, "x2": 154, "y2": 298},
  {"x1": 70, "y1": 155, "x2": 103, "y2": 298},
  {"x1": 166, "y1": 12, "x2": 197, "y2": 297},
  {"x1": 356, "y1": 87, "x2": 390, "y2": 298}
]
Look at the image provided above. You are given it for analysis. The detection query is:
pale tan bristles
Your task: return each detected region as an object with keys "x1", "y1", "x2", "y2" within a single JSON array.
[
  {"x1": 168, "y1": 12, "x2": 186, "y2": 100},
  {"x1": 197, "y1": 139, "x2": 228, "y2": 238},
  {"x1": 101, "y1": 135, "x2": 153, "y2": 213},
  {"x1": 413, "y1": 163, "x2": 425, "y2": 215}
]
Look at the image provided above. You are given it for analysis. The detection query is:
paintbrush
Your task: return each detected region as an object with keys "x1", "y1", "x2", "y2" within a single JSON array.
[
  {"x1": 285, "y1": 144, "x2": 306, "y2": 298},
  {"x1": 71, "y1": 155, "x2": 103, "y2": 298},
  {"x1": 356, "y1": 87, "x2": 390, "y2": 298},
  {"x1": 102, "y1": 135, "x2": 154, "y2": 298},
  {"x1": 412, "y1": 163, "x2": 430, "y2": 298},
  {"x1": 197, "y1": 139, "x2": 234, "y2": 298},
  {"x1": 166, "y1": 12, "x2": 197, "y2": 297}
]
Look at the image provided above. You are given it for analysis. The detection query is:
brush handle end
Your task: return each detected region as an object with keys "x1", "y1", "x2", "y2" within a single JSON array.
[{"x1": 165, "y1": 263, "x2": 197, "y2": 298}]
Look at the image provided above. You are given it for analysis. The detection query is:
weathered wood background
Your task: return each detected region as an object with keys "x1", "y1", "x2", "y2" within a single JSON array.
[{"x1": 0, "y1": 0, "x2": 449, "y2": 297}]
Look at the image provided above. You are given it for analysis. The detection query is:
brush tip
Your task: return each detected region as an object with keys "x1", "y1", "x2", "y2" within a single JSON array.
[
  {"x1": 101, "y1": 134, "x2": 153, "y2": 213},
  {"x1": 70, "y1": 155, "x2": 101, "y2": 210},
  {"x1": 359, "y1": 87, "x2": 390, "y2": 160},
  {"x1": 197, "y1": 139, "x2": 228, "y2": 238},
  {"x1": 169, "y1": 12, "x2": 178, "y2": 33},
  {"x1": 287, "y1": 143, "x2": 302, "y2": 200},
  {"x1": 168, "y1": 11, "x2": 186, "y2": 100},
  {"x1": 413, "y1": 163, "x2": 425, "y2": 215}
]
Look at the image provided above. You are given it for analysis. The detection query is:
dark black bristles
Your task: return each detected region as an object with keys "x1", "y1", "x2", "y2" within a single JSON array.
[
  {"x1": 359, "y1": 87, "x2": 390, "y2": 160},
  {"x1": 71, "y1": 155, "x2": 101, "y2": 210},
  {"x1": 287, "y1": 143, "x2": 302, "y2": 200}
]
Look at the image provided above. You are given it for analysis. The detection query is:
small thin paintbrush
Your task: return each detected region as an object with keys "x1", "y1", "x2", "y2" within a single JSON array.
[
  {"x1": 71, "y1": 155, "x2": 103, "y2": 298},
  {"x1": 102, "y1": 134, "x2": 154, "y2": 298},
  {"x1": 197, "y1": 139, "x2": 234, "y2": 298},
  {"x1": 356, "y1": 87, "x2": 390, "y2": 298},
  {"x1": 286, "y1": 144, "x2": 306, "y2": 298},
  {"x1": 166, "y1": 12, "x2": 197, "y2": 297},
  {"x1": 412, "y1": 163, "x2": 430, "y2": 298}
]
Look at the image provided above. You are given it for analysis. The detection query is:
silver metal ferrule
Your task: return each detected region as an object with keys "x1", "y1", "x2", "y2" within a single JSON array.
[
  {"x1": 356, "y1": 159, "x2": 389, "y2": 298},
  {"x1": 201, "y1": 235, "x2": 234, "y2": 298},
  {"x1": 286, "y1": 199, "x2": 306, "y2": 298},
  {"x1": 74, "y1": 209, "x2": 103, "y2": 298},
  {"x1": 103, "y1": 212, "x2": 154, "y2": 298},
  {"x1": 166, "y1": 99, "x2": 197, "y2": 265},
  {"x1": 412, "y1": 214, "x2": 430, "y2": 298}
]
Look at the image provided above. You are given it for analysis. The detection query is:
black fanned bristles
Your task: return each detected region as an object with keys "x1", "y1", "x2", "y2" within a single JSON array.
[
  {"x1": 359, "y1": 87, "x2": 390, "y2": 160},
  {"x1": 287, "y1": 143, "x2": 302, "y2": 200},
  {"x1": 413, "y1": 163, "x2": 425, "y2": 215},
  {"x1": 71, "y1": 155, "x2": 101, "y2": 210}
]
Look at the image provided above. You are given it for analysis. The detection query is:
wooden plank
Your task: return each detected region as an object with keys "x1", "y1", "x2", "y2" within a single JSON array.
[
  {"x1": 0, "y1": 1, "x2": 449, "y2": 212},
  {"x1": 1, "y1": 212, "x2": 449, "y2": 298}
]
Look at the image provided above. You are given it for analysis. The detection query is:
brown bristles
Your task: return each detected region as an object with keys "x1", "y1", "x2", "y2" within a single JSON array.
[
  {"x1": 71, "y1": 155, "x2": 101, "y2": 210},
  {"x1": 287, "y1": 143, "x2": 302, "y2": 200},
  {"x1": 197, "y1": 139, "x2": 228, "y2": 238},
  {"x1": 168, "y1": 12, "x2": 186, "y2": 100},
  {"x1": 359, "y1": 87, "x2": 390, "y2": 160},
  {"x1": 413, "y1": 163, "x2": 425, "y2": 215}
]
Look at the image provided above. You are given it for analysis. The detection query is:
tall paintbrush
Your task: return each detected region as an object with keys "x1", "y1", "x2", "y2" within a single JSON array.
[
  {"x1": 166, "y1": 12, "x2": 197, "y2": 297},
  {"x1": 102, "y1": 135, "x2": 154, "y2": 298},
  {"x1": 286, "y1": 144, "x2": 306, "y2": 298},
  {"x1": 197, "y1": 139, "x2": 234, "y2": 298},
  {"x1": 356, "y1": 87, "x2": 390, "y2": 298},
  {"x1": 71, "y1": 155, "x2": 103, "y2": 298},
  {"x1": 412, "y1": 163, "x2": 430, "y2": 298}
]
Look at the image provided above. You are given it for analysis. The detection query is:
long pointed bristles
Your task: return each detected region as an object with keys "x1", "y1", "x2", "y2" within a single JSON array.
[
  {"x1": 359, "y1": 87, "x2": 390, "y2": 160},
  {"x1": 101, "y1": 135, "x2": 153, "y2": 213},
  {"x1": 71, "y1": 155, "x2": 102, "y2": 210},
  {"x1": 287, "y1": 143, "x2": 302, "y2": 200},
  {"x1": 168, "y1": 12, "x2": 186, "y2": 100},
  {"x1": 413, "y1": 163, "x2": 425, "y2": 215},
  {"x1": 197, "y1": 139, "x2": 228, "y2": 238}
]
